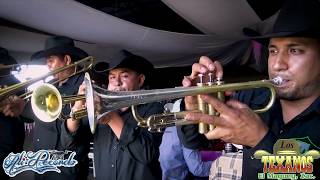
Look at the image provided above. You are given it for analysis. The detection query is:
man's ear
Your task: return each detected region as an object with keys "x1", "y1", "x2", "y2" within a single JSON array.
[
  {"x1": 64, "y1": 55, "x2": 72, "y2": 65},
  {"x1": 138, "y1": 74, "x2": 145, "y2": 88}
]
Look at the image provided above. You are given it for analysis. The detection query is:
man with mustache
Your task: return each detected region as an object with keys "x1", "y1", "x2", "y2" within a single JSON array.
[
  {"x1": 178, "y1": 0, "x2": 320, "y2": 179},
  {"x1": 65, "y1": 50, "x2": 163, "y2": 180}
]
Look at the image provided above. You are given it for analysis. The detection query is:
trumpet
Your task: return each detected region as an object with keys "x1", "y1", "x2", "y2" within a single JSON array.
[
  {"x1": 32, "y1": 72, "x2": 282, "y2": 134},
  {"x1": 31, "y1": 83, "x2": 86, "y2": 122},
  {"x1": 0, "y1": 56, "x2": 94, "y2": 102},
  {"x1": 0, "y1": 64, "x2": 21, "y2": 72},
  {"x1": 131, "y1": 76, "x2": 282, "y2": 133},
  {"x1": 88, "y1": 73, "x2": 281, "y2": 133}
]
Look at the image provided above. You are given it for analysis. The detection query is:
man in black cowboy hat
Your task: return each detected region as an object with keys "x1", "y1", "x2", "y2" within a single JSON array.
[
  {"x1": 64, "y1": 50, "x2": 164, "y2": 180},
  {"x1": 0, "y1": 47, "x2": 26, "y2": 180},
  {"x1": 178, "y1": 0, "x2": 320, "y2": 179},
  {"x1": 31, "y1": 36, "x2": 91, "y2": 180},
  {"x1": 32, "y1": 36, "x2": 88, "y2": 84}
]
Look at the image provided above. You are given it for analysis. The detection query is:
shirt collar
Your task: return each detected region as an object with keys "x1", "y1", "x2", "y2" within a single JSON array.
[{"x1": 301, "y1": 96, "x2": 320, "y2": 116}]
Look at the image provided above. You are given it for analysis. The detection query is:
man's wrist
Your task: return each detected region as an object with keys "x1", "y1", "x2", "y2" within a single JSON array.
[{"x1": 250, "y1": 127, "x2": 269, "y2": 147}]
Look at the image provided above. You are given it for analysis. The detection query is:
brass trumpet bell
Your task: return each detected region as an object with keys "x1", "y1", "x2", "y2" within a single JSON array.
[
  {"x1": 31, "y1": 83, "x2": 62, "y2": 122},
  {"x1": 31, "y1": 73, "x2": 98, "y2": 134},
  {"x1": 84, "y1": 73, "x2": 98, "y2": 134},
  {"x1": 31, "y1": 83, "x2": 91, "y2": 130}
]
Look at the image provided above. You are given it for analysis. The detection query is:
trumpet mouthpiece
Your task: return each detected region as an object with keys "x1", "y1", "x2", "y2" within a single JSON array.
[{"x1": 271, "y1": 76, "x2": 283, "y2": 86}]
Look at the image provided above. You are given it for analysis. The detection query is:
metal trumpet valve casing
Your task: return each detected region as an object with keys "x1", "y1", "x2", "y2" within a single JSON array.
[{"x1": 197, "y1": 73, "x2": 225, "y2": 134}]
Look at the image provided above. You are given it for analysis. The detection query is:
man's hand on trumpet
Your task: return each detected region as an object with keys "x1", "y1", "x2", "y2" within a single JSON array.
[
  {"x1": 72, "y1": 83, "x2": 86, "y2": 112},
  {"x1": 68, "y1": 82, "x2": 121, "y2": 128},
  {"x1": 185, "y1": 95, "x2": 269, "y2": 147},
  {"x1": 1, "y1": 95, "x2": 25, "y2": 118},
  {"x1": 183, "y1": 56, "x2": 269, "y2": 148},
  {"x1": 67, "y1": 83, "x2": 86, "y2": 133},
  {"x1": 183, "y1": 56, "x2": 224, "y2": 111}
]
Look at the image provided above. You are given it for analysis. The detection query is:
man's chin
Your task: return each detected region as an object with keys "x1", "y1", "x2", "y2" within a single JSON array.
[{"x1": 277, "y1": 90, "x2": 299, "y2": 101}]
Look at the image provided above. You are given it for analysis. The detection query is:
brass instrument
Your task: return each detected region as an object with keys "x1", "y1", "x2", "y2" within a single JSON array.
[
  {"x1": 132, "y1": 75, "x2": 281, "y2": 133},
  {"x1": 31, "y1": 72, "x2": 282, "y2": 134},
  {"x1": 0, "y1": 64, "x2": 21, "y2": 72},
  {"x1": 31, "y1": 73, "x2": 94, "y2": 133},
  {"x1": 0, "y1": 56, "x2": 94, "y2": 102},
  {"x1": 31, "y1": 83, "x2": 86, "y2": 122},
  {"x1": 86, "y1": 73, "x2": 281, "y2": 133}
]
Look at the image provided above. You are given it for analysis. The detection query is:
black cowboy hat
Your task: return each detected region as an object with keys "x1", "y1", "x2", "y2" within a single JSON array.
[
  {"x1": 107, "y1": 50, "x2": 154, "y2": 87},
  {"x1": 243, "y1": 0, "x2": 320, "y2": 45},
  {"x1": 0, "y1": 47, "x2": 17, "y2": 65},
  {"x1": 109, "y1": 50, "x2": 154, "y2": 77},
  {"x1": 31, "y1": 36, "x2": 88, "y2": 60}
]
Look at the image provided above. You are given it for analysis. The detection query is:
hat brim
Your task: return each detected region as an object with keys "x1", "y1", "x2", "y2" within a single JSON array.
[
  {"x1": 243, "y1": 27, "x2": 320, "y2": 46},
  {"x1": 31, "y1": 46, "x2": 88, "y2": 61}
]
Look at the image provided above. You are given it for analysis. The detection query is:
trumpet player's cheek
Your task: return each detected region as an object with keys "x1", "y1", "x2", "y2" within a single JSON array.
[
  {"x1": 46, "y1": 57, "x2": 58, "y2": 71},
  {"x1": 108, "y1": 75, "x2": 120, "y2": 90}
]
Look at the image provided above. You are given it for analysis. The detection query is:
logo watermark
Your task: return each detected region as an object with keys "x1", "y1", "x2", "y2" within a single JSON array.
[
  {"x1": 254, "y1": 139, "x2": 319, "y2": 180},
  {"x1": 2, "y1": 150, "x2": 78, "y2": 177}
]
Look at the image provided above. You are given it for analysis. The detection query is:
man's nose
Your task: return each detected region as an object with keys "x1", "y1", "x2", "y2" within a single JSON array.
[
  {"x1": 46, "y1": 61, "x2": 52, "y2": 69},
  {"x1": 113, "y1": 77, "x2": 122, "y2": 86},
  {"x1": 272, "y1": 52, "x2": 288, "y2": 71}
]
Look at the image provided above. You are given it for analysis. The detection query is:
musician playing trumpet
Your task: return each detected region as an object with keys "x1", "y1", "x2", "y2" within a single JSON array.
[
  {"x1": 65, "y1": 50, "x2": 164, "y2": 180},
  {"x1": 31, "y1": 36, "x2": 91, "y2": 180},
  {"x1": 178, "y1": 0, "x2": 320, "y2": 179}
]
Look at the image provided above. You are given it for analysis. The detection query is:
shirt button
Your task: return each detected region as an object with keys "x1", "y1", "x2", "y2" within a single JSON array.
[
  {"x1": 37, "y1": 139, "x2": 40, "y2": 142},
  {"x1": 111, "y1": 164, "x2": 114, "y2": 168}
]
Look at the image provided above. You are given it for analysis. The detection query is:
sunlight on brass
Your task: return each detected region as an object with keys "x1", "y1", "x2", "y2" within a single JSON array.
[{"x1": 0, "y1": 56, "x2": 94, "y2": 102}]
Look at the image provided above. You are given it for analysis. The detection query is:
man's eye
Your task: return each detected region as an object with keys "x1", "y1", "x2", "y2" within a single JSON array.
[
  {"x1": 46, "y1": 59, "x2": 53, "y2": 64},
  {"x1": 268, "y1": 49, "x2": 278, "y2": 55},
  {"x1": 121, "y1": 74, "x2": 129, "y2": 78},
  {"x1": 290, "y1": 48, "x2": 303, "y2": 55}
]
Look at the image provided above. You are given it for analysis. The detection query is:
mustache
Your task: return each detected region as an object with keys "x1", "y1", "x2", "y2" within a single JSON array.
[{"x1": 109, "y1": 87, "x2": 126, "y2": 91}]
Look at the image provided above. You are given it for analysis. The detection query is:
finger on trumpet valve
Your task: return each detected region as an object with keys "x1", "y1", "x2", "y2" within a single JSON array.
[
  {"x1": 207, "y1": 73, "x2": 217, "y2": 131},
  {"x1": 207, "y1": 73, "x2": 214, "y2": 86},
  {"x1": 197, "y1": 73, "x2": 209, "y2": 134}
]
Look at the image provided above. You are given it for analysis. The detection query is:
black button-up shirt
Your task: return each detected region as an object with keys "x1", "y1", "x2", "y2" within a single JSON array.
[
  {"x1": 34, "y1": 73, "x2": 91, "y2": 180},
  {"x1": 177, "y1": 89, "x2": 320, "y2": 180},
  {"x1": 238, "y1": 89, "x2": 320, "y2": 180},
  {"x1": 34, "y1": 74, "x2": 85, "y2": 150},
  {"x1": 0, "y1": 75, "x2": 25, "y2": 180},
  {"x1": 93, "y1": 102, "x2": 163, "y2": 180}
]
